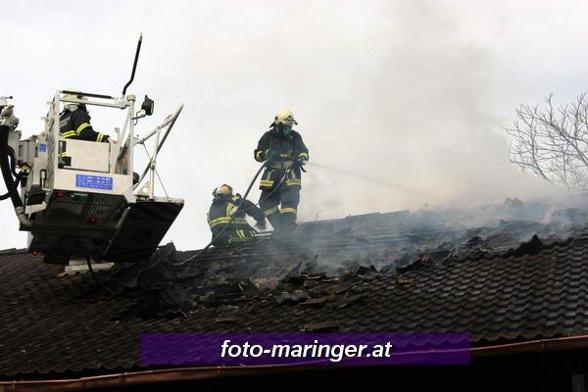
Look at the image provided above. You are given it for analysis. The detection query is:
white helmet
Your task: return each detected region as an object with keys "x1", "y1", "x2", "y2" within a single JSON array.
[
  {"x1": 212, "y1": 184, "x2": 233, "y2": 199},
  {"x1": 274, "y1": 108, "x2": 297, "y2": 126},
  {"x1": 61, "y1": 91, "x2": 86, "y2": 111}
]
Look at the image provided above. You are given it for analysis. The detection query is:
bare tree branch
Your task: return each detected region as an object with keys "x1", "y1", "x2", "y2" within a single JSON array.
[{"x1": 506, "y1": 93, "x2": 588, "y2": 190}]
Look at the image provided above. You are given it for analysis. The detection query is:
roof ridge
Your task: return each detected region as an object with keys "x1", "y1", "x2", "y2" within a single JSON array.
[
  {"x1": 456, "y1": 235, "x2": 576, "y2": 263},
  {"x1": 0, "y1": 248, "x2": 28, "y2": 256}
]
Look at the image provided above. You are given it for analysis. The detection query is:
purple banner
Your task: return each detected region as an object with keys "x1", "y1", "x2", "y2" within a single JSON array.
[{"x1": 141, "y1": 333, "x2": 470, "y2": 366}]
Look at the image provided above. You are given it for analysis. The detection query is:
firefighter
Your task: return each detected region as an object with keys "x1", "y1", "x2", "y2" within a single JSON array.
[
  {"x1": 59, "y1": 93, "x2": 110, "y2": 143},
  {"x1": 207, "y1": 184, "x2": 267, "y2": 245},
  {"x1": 254, "y1": 108, "x2": 309, "y2": 233}
]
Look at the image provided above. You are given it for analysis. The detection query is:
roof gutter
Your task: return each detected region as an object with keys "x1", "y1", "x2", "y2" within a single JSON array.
[
  {"x1": 470, "y1": 334, "x2": 588, "y2": 356},
  {"x1": 0, "y1": 363, "x2": 321, "y2": 392},
  {"x1": 4, "y1": 334, "x2": 588, "y2": 391}
]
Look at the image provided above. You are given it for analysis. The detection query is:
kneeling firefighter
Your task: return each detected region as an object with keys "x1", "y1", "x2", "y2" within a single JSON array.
[
  {"x1": 254, "y1": 108, "x2": 309, "y2": 233},
  {"x1": 207, "y1": 184, "x2": 267, "y2": 245}
]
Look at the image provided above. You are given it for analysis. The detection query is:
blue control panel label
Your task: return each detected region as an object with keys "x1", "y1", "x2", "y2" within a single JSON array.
[
  {"x1": 38, "y1": 144, "x2": 47, "y2": 153},
  {"x1": 75, "y1": 174, "x2": 113, "y2": 190}
]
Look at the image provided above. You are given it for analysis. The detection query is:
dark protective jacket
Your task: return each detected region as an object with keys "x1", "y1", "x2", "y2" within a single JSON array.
[
  {"x1": 59, "y1": 108, "x2": 109, "y2": 142},
  {"x1": 254, "y1": 127, "x2": 309, "y2": 190},
  {"x1": 207, "y1": 194, "x2": 265, "y2": 243}
]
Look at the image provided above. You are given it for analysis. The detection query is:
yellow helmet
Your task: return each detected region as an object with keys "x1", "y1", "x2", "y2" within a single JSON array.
[
  {"x1": 212, "y1": 184, "x2": 233, "y2": 198},
  {"x1": 274, "y1": 108, "x2": 298, "y2": 126}
]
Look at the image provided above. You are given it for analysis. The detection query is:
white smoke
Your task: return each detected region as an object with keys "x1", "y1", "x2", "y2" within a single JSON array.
[{"x1": 0, "y1": 0, "x2": 582, "y2": 251}]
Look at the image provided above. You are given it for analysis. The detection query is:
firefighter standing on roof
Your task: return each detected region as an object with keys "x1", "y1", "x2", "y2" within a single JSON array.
[
  {"x1": 207, "y1": 184, "x2": 267, "y2": 245},
  {"x1": 254, "y1": 108, "x2": 309, "y2": 233},
  {"x1": 59, "y1": 93, "x2": 110, "y2": 142}
]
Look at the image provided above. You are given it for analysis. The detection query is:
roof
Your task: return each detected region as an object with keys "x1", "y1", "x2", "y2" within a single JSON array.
[{"x1": 1, "y1": 201, "x2": 588, "y2": 380}]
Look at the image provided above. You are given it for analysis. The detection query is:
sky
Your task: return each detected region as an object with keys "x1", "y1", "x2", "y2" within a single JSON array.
[{"x1": 1, "y1": 0, "x2": 587, "y2": 251}]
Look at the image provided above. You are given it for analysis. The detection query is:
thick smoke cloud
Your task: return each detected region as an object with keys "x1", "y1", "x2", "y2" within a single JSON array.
[{"x1": 298, "y1": 1, "x2": 555, "y2": 221}]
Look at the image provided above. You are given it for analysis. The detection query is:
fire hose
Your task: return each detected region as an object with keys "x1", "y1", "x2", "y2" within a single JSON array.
[{"x1": 171, "y1": 157, "x2": 304, "y2": 266}]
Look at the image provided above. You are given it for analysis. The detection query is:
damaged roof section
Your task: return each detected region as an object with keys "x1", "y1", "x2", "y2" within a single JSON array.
[
  {"x1": 96, "y1": 196, "x2": 588, "y2": 317},
  {"x1": 1, "y1": 198, "x2": 588, "y2": 377}
]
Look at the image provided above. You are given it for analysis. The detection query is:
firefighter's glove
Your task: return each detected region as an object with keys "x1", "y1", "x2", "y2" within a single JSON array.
[
  {"x1": 255, "y1": 220, "x2": 267, "y2": 231},
  {"x1": 295, "y1": 158, "x2": 308, "y2": 172}
]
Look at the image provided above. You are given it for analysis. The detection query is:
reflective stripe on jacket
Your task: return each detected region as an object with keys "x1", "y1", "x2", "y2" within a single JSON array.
[
  {"x1": 254, "y1": 128, "x2": 309, "y2": 190},
  {"x1": 59, "y1": 108, "x2": 109, "y2": 143}
]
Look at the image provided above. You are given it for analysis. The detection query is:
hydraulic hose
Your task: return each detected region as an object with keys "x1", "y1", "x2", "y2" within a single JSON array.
[
  {"x1": 1, "y1": 145, "x2": 26, "y2": 201},
  {"x1": 0, "y1": 177, "x2": 20, "y2": 200},
  {"x1": 0, "y1": 125, "x2": 22, "y2": 208},
  {"x1": 7, "y1": 146, "x2": 18, "y2": 177},
  {"x1": 0, "y1": 125, "x2": 30, "y2": 228}
]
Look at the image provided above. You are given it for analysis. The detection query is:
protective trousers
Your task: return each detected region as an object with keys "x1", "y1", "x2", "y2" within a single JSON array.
[{"x1": 259, "y1": 184, "x2": 300, "y2": 233}]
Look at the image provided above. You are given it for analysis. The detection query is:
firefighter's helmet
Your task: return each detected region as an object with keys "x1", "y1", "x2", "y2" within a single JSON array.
[
  {"x1": 61, "y1": 91, "x2": 86, "y2": 111},
  {"x1": 212, "y1": 184, "x2": 233, "y2": 199},
  {"x1": 274, "y1": 108, "x2": 297, "y2": 126}
]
